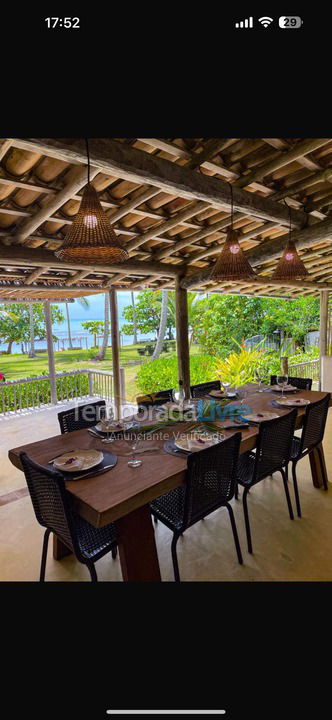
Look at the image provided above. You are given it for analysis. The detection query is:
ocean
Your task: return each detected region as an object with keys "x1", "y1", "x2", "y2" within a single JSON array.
[{"x1": 0, "y1": 292, "x2": 154, "y2": 354}]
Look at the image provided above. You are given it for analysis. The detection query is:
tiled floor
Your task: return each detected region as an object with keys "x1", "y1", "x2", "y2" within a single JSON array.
[{"x1": 1, "y1": 403, "x2": 332, "y2": 581}]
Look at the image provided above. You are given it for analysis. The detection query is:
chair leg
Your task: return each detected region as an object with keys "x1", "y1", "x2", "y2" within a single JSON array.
[
  {"x1": 87, "y1": 561, "x2": 98, "y2": 582},
  {"x1": 317, "y1": 446, "x2": 328, "y2": 491},
  {"x1": 281, "y1": 466, "x2": 294, "y2": 520},
  {"x1": 226, "y1": 504, "x2": 243, "y2": 564},
  {"x1": 111, "y1": 546, "x2": 117, "y2": 560},
  {"x1": 291, "y1": 461, "x2": 301, "y2": 518},
  {"x1": 171, "y1": 533, "x2": 181, "y2": 582},
  {"x1": 234, "y1": 482, "x2": 239, "y2": 500},
  {"x1": 39, "y1": 528, "x2": 51, "y2": 582},
  {"x1": 242, "y1": 488, "x2": 253, "y2": 554},
  {"x1": 153, "y1": 516, "x2": 158, "y2": 524}
]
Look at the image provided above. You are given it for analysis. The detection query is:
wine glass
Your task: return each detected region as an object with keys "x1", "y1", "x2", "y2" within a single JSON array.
[
  {"x1": 123, "y1": 424, "x2": 142, "y2": 467},
  {"x1": 277, "y1": 375, "x2": 288, "y2": 398},
  {"x1": 236, "y1": 388, "x2": 248, "y2": 415},
  {"x1": 254, "y1": 369, "x2": 264, "y2": 392},
  {"x1": 220, "y1": 381, "x2": 231, "y2": 396},
  {"x1": 99, "y1": 405, "x2": 115, "y2": 444}
]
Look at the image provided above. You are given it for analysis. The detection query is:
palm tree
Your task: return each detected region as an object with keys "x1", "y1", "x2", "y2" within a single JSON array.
[
  {"x1": 151, "y1": 290, "x2": 169, "y2": 361},
  {"x1": 131, "y1": 292, "x2": 138, "y2": 344},
  {"x1": 28, "y1": 303, "x2": 36, "y2": 358},
  {"x1": 66, "y1": 297, "x2": 89, "y2": 349},
  {"x1": 167, "y1": 291, "x2": 198, "y2": 345},
  {"x1": 94, "y1": 293, "x2": 110, "y2": 361}
]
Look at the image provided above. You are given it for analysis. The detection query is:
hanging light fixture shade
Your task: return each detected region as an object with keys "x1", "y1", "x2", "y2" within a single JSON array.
[
  {"x1": 55, "y1": 183, "x2": 129, "y2": 264},
  {"x1": 211, "y1": 229, "x2": 257, "y2": 281},
  {"x1": 55, "y1": 139, "x2": 128, "y2": 265},
  {"x1": 210, "y1": 182, "x2": 256, "y2": 282},
  {"x1": 271, "y1": 201, "x2": 308, "y2": 280}
]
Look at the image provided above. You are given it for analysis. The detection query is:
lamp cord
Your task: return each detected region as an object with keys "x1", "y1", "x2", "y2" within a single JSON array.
[
  {"x1": 85, "y1": 138, "x2": 90, "y2": 184},
  {"x1": 229, "y1": 182, "x2": 234, "y2": 230},
  {"x1": 284, "y1": 198, "x2": 291, "y2": 240}
]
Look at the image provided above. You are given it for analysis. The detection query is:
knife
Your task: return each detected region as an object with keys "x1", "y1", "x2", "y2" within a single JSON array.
[{"x1": 69, "y1": 463, "x2": 116, "y2": 480}]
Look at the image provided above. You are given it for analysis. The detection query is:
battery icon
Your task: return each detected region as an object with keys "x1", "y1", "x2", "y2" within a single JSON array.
[{"x1": 279, "y1": 16, "x2": 303, "y2": 28}]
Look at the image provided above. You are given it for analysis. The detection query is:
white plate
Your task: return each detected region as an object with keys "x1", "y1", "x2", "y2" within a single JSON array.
[
  {"x1": 174, "y1": 433, "x2": 221, "y2": 452},
  {"x1": 96, "y1": 421, "x2": 127, "y2": 433},
  {"x1": 274, "y1": 397, "x2": 310, "y2": 407},
  {"x1": 272, "y1": 385, "x2": 297, "y2": 392},
  {"x1": 209, "y1": 390, "x2": 237, "y2": 398},
  {"x1": 242, "y1": 412, "x2": 279, "y2": 422},
  {"x1": 53, "y1": 449, "x2": 103, "y2": 472}
]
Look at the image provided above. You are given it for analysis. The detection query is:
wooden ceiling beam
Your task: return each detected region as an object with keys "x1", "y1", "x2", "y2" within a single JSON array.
[
  {"x1": 0, "y1": 243, "x2": 181, "y2": 277},
  {"x1": 11, "y1": 139, "x2": 306, "y2": 228},
  {"x1": 25, "y1": 266, "x2": 50, "y2": 284},
  {"x1": 65, "y1": 270, "x2": 91, "y2": 286},
  {"x1": 236, "y1": 139, "x2": 331, "y2": 188},
  {"x1": 0, "y1": 139, "x2": 13, "y2": 161},
  {"x1": 13, "y1": 165, "x2": 100, "y2": 244}
]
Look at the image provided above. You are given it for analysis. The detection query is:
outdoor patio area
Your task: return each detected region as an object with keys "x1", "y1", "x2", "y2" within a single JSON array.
[
  {"x1": 1, "y1": 137, "x2": 332, "y2": 582},
  {"x1": 1, "y1": 401, "x2": 332, "y2": 582}
]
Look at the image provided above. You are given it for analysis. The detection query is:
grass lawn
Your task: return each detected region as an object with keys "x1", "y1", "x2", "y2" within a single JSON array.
[{"x1": 0, "y1": 343, "x2": 200, "y2": 403}]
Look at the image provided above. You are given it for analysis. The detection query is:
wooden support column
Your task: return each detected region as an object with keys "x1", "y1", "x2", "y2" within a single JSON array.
[
  {"x1": 109, "y1": 288, "x2": 121, "y2": 418},
  {"x1": 44, "y1": 300, "x2": 57, "y2": 404},
  {"x1": 175, "y1": 276, "x2": 190, "y2": 398},
  {"x1": 319, "y1": 290, "x2": 329, "y2": 389}
]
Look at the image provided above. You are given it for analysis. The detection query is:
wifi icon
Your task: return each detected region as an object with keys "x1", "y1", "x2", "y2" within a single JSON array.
[{"x1": 258, "y1": 16, "x2": 274, "y2": 27}]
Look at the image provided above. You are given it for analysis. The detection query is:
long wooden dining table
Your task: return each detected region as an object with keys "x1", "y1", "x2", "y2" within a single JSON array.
[{"x1": 8, "y1": 385, "x2": 331, "y2": 582}]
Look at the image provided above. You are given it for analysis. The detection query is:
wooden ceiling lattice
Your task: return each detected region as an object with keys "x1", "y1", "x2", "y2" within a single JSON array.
[{"x1": 1, "y1": 137, "x2": 332, "y2": 300}]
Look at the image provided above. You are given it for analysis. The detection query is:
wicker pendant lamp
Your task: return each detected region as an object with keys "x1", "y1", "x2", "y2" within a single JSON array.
[
  {"x1": 55, "y1": 139, "x2": 129, "y2": 265},
  {"x1": 211, "y1": 183, "x2": 256, "y2": 281},
  {"x1": 272, "y1": 202, "x2": 308, "y2": 280}
]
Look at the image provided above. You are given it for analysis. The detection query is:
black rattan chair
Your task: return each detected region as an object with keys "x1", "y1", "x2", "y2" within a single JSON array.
[
  {"x1": 290, "y1": 392, "x2": 331, "y2": 517},
  {"x1": 190, "y1": 381, "x2": 221, "y2": 398},
  {"x1": 58, "y1": 399, "x2": 106, "y2": 434},
  {"x1": 150, "y1": 432, "x2": 243, "y2": 581},
  {"x1": 236, "y1": 409, "x2": 297, "y2": 553},
  {"x1": 20, "y1": 451, "x2": 117, "y2": 581},
  {"x1": 270, "y1": 375, "x2": 313, "y2": 390},
  {"x1": 136, "y1": 388, "x2": 174, "y2": 411}
]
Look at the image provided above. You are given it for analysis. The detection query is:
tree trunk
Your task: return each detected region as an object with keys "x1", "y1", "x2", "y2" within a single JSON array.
[
  {"x1": 131, "y1": 292, "x2": 138, "y2": 344},
  {"x1": 151, "y1": 290, "x2": 168, "y2": 361},
  {"x1": 94, "y1": 293, "x2": 109, "y2": 361},
  {"x1": 28, "y1": 303, "x2": 36, "y2": 357},
  {"x1": 66, "y1": 303, "x2": 73, "y2": 349},
  {"x1": 7, "y1": 340, "x2": 13, "y2": 354}
]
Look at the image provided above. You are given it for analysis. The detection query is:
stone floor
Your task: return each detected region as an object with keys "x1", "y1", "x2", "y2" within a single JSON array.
[{"x1": 1, "y1": 403, "x2": 331, "y2": 581}]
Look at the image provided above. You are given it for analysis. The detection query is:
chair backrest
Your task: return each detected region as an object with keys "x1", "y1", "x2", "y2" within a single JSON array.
[
  {"x1": 253, "y1": 409, "x2": 297, "y2": 481},
  {"x1": 190, "y1": 381, "x2": 221, "y2": 398},
  {"x1": 136, "y1": 389, "x2": 174, "y2": 410},
  {"x1": 183, "y1": 432, "x2": 241, "y2": 526},
  {"x1": 299, "y1": 392, "x2": 331, "y2": 454},
  {"x1": 19, "y1": 451, "x2": 80, "y2": 557},
  {"x1": 270, "y1": 375, "x2": 312, "y2": 390},
  {"x1": 58, "y1": 399, "x2": 106, "y2": 434}
]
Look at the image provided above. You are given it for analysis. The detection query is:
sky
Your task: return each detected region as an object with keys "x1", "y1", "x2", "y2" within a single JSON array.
[{"x1": 67, "y1": 291, "x2": 134, "y2": 320}]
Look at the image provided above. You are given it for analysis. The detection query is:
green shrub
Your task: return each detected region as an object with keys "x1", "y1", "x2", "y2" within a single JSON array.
[{"x1": 136, "y1": 353, "x2": 216, "y2": 394}]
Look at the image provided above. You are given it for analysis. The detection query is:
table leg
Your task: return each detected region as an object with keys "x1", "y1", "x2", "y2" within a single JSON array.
[
  {"x1": 309, "y1": 443, "x2": 328, "y2": 489},
  {"x1": 53, "y1": 535, "x2": 72, "y2": 560},
  {"x1": 116, "y1": 504, "x2": 162, "y2": 582}
]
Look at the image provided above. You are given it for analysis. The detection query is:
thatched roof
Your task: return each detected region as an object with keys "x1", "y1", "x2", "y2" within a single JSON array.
[{"x1": 1, "y1": 137, "x2": 332, "y2": 300}]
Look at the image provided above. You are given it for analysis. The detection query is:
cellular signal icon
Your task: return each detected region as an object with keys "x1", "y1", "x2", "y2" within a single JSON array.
[{"x1": 235, "y1": 17, "x2": 253, "y2": 28}]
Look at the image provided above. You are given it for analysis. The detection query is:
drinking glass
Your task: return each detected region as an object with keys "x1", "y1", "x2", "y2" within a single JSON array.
[
  {"x1": 124, "y1": 424, "x2": 142, "y2": 467},
  {"x1": 277, "y1": 375, "x2": 288, "y2": 398},
  {"x1": 254, "y1": 369, "x2": 264, "y2": 392},
  {"x1": 237, "y1": 388, "x2": 248, "y2": 408},
  {"x1": 99, "y1": 405, "x2": 115, "y2": 444},
  {"x1": 220, "y1": 381, "x2": 231, "y2": 396}
]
